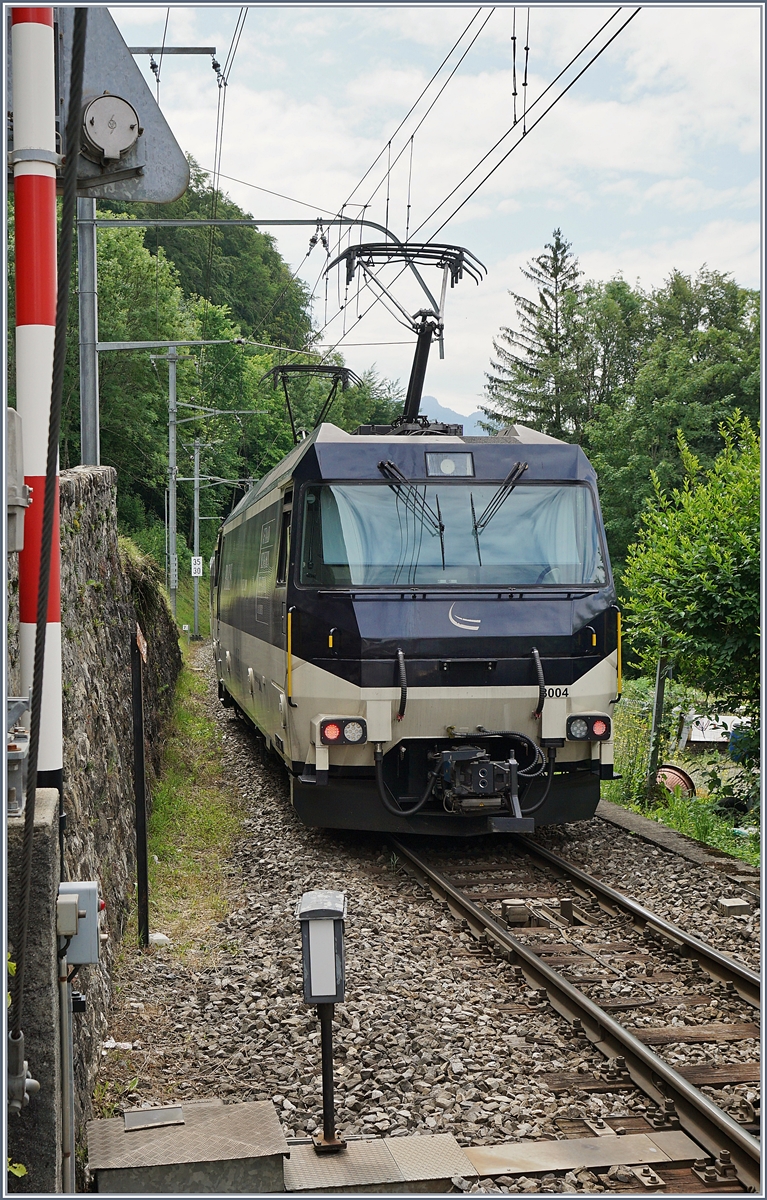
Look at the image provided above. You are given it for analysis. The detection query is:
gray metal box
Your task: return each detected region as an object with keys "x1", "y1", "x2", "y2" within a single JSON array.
[
  {"x1": 57, "y1": 881, "x2": 100, "y2": 964},
  {"x1": 88, "y1": 1100, "x2": 289, "y2": 1194}
]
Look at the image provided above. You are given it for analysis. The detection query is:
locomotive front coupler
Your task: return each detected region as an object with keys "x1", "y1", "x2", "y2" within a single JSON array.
[{"x1": 429, "y1": 746, "x2": 535, "y2": 831}]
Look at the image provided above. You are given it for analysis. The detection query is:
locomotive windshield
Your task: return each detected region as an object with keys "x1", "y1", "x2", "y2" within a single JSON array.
[{"x1": 299, "y1": 481, "x2": 607, "y2": 587}]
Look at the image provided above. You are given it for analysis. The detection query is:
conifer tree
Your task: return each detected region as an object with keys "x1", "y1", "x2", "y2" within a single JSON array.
[{"x1": 483, "y1": 228, "x2": 583, "y2": 439}]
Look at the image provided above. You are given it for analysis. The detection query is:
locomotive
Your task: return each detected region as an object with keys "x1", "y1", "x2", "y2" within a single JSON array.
[{"x1": 210, "y1": 418, "x2": 620, "y2": 836}]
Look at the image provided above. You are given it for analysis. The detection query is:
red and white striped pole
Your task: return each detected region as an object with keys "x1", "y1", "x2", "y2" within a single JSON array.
[{"x1": 12, "y1": 7, "x2": 63, "y2": 792}]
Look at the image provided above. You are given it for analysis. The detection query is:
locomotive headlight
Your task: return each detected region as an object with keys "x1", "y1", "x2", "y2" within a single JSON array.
[
  {"x1": 567, "y1": 715, "x2": 612, "y2": 741},
  {"x1": 568, "y1": 717, "x2": 590, "y2": 740},
  {"x1": 343, "y1": 721, "x2": 365, "y2": 744}
]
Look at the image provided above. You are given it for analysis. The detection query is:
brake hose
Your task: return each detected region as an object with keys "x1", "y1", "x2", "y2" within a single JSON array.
[
  {"x1": 520, "y1": 746, "x2": 557, "y2": 814},
  {"x1": 531, "y1": 647, "x2": 546, "y2": 719},
  {"x1": 476, "y1": 727, "x2": 546, "y2": 778},
  {"x1": 395, "y1": 647, "x2": 407, "y2": 721},
  {"x1": 374, "y1": 745, "x2": 437, "y2": 816}
]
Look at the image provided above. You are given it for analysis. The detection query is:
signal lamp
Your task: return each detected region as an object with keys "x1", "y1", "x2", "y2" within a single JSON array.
[
  {"x1": 566, "y1": 714, "x2": 611, "y2": 741},
  {"x1": 320, "y1": 718, "x2": 368, "y2": 746}
]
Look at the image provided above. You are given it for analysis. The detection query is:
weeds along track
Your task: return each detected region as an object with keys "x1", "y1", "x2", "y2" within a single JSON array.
[{"x1": 391, "y1": 837, "x2": 760, "y2": 1191}]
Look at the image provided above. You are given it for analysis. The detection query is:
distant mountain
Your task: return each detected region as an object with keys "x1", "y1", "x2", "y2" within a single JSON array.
[{"x1": 419, "y1": 395, "x2": 485, "y2": 435}]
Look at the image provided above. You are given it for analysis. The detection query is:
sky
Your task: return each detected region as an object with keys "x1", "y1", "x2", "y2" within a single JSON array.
[{"x1": 112, "y1": 4, "x2": 762, "y2": 415}]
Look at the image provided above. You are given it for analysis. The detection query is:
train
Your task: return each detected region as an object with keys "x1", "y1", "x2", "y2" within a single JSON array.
[{"x1": 210, "y1": 418, "x2": 620, "y2": 836}]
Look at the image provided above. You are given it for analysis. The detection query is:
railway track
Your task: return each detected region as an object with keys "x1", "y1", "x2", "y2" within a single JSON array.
[{"x1": 390, "y1": 836, "x2": 761, "y2": 1192}]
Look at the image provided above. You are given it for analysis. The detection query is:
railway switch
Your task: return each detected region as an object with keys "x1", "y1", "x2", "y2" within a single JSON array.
[{"x1": 297, "y1": 890, "x2": 347, "y2": 1154}]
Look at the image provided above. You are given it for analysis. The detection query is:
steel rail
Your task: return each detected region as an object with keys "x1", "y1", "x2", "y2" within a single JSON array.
[
  {"x1": 390, "y1": 838, "x2": 761, "y2": 1192},
  {"x1": 514, "y1": 837, "x2": 760, "y2": 1009}
]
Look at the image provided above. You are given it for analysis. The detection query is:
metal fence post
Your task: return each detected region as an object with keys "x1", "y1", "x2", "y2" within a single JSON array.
[{"x1": 131, "y1": 624, "x2": 149, "y2": 947}]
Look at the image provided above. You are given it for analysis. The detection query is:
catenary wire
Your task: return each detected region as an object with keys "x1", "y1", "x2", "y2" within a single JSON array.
[
  {"x1": 410, "y1": 6, "x2": 624, "y2": 241},
  {"x1": 341, "y1": 8, "x2": 485, "y2": 211},
  {"x1": 522, "y1": 7, "x2": 530, "y2": 133},
  {"x1": 156, "y1": 8, "x2": 169, "y2": 103},
  {"x1": 423, "y1": 7, "x2": 641, "y2": 243},
  {"x1": 512, "y1": 8, "x2": 518, "y2": 125},
  {"x1": 359, "y1": 8, "x2": 496, "y2": 215},
  {"x1": 200, "y1": 9, "x2": 247, "y2": 383},
  {"x1": 309, "y1": 8, "x2": 627, "y2": 363},
  {"x1": 198, "y1": 168, "x2": 339, "y2": 215},
  {"x1": 314, "y1": 11, "x2": 636, "y2": 368}
]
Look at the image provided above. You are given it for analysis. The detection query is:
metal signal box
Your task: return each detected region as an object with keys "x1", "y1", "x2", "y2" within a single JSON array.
[{"x1": 58, "y1": 881, "x2": 102, "y2": 964}]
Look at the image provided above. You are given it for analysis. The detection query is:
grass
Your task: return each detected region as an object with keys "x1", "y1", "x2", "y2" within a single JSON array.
[
  {"x1": 603, "y1": 678, "x2": 760, "y2": 868},
  {"x1": 125, "y1": 646, "x2": 243, "y2": 957},
  {"x1": 173, "y1": 573, "x2": 211, "y2": 640}
]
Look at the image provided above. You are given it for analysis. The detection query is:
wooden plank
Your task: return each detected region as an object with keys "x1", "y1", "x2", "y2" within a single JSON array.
[
  {"x1": 631, "y1": 1022, "x2": 759, "y2": 1044},
  {"x1": 542, "y1": 1061, "x2": 761, "y2": 1093},
  {"x1": 600, "y1": 994, "x2": 712, "y2": 1011},
  {"x1": 541, "y1": 1072, "x2": 634, "y2": 1093},
  {"x1": 677, "y1": 1062, "x2": 761, "y2": 1086}
]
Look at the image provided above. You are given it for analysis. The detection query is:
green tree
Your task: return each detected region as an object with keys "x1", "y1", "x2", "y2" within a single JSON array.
[
  {"x1": 622, "y1": 413, "x2": 759, "y2": 715},
  {"x1": 586, "y1": 269, "x2": 759, "y2": 564},
  {"x1": 483, "y1": 228, "x2": 584, "y2": 438},
  {"x1": 99, "y1": 159, "x2": 313, "y2": 351}
]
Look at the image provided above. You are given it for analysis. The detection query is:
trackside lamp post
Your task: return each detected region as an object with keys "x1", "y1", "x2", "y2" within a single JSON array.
[{"x1": 297, "y1": 890, "x2": 347, "y2": 1154}]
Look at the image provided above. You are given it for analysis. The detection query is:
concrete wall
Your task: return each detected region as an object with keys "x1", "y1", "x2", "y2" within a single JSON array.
[{"x1": 7, "y1": 466, "x2": 182, "y2": 1190}]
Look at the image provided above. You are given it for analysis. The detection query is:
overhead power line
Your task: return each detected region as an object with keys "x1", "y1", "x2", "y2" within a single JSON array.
[
  {"x1": 313, "y1": 9, "x2": 640, "y2": 367},
  {"x1": 341, "y1": 7, "x2": 486, "y2": 212},
  {"x1": 424, "y1": 7, "x2": 642, "y2": 243},
  {"x1": 360, "y1": 8, "x2": 496, "y2": 217},
  {"x1": 410, "y1": 5, "x2": 626, "y2": 242}
]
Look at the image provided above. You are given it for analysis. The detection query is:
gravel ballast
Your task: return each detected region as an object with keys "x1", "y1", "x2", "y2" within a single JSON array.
[{"x1": 93, "y1": 645, "x2": 760, "y2": 1192}]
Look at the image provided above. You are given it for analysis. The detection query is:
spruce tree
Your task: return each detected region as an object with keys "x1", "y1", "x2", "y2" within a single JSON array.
[{"x1": 483, "y1": 228, "x2": 583, "y2": 439}]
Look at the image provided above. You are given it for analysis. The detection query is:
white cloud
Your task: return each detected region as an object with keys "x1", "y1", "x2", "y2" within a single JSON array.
[{"x1": 109, "y1": 4, "x2": 761, "y2": 417}]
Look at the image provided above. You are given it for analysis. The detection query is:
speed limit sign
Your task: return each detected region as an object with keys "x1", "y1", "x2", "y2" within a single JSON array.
[{"x1": 191, "y1": 557, "x2": 203, "y2": 577}]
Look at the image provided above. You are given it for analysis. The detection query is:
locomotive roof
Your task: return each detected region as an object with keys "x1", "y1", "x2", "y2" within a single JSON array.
[{"x1": 225, "y1": 422, "x2": 596, "y2": 526}]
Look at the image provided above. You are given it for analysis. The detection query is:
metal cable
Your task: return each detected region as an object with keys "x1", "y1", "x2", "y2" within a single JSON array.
[
  {"x1": 341, "y1": 8, "x2": 485, "y2": 211},
  {"x1": 11, "y1": 7, "x2": 87, "y2": 1037},
  {"x1": 423, "y1": 8, "x2": 642, "y2": 243},
  {"x1": 521, "y1": 7, "x2": 530, "y2": 133},
  {"x1": 410, "y1": 7, "x2": 626, "y2": 242},
  {"x1": 396, "y1": 647, "x2": 408, "y2": 721}
]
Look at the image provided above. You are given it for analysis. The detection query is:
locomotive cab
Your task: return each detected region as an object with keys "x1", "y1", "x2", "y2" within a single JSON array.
[{"x1": 213, "y1": 422, "x2": 619, "y2": 836}]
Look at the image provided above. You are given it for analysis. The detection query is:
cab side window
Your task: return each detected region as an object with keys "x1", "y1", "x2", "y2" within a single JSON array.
[{"x1": 276, "y1": 491, "x2": 293, "y2": 585}]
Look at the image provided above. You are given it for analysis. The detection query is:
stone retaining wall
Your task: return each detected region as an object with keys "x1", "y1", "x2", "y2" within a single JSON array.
[{"x1": 7, "y1": 466, "x2": 182, "y2": 1189}]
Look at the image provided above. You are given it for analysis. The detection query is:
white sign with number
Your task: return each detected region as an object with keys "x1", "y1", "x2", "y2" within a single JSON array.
[{"x1": 191, "y1": 557, "x2": 203, "y2": 577}]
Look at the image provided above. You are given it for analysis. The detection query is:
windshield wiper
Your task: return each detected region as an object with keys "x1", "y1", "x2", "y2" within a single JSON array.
[
  {"x1": 472, "y1": 461, "x2": 529, "y2": 549},
  {"x1": 378, "y1": 460, "x2": 445, "y2": 569}
]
